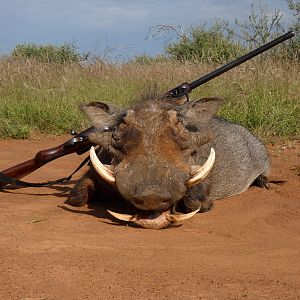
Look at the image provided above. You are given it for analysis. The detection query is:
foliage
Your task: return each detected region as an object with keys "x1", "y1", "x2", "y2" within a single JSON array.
[
  {"x1": 165, "y1": 20, "x2": 244, "y2": 63},
  {"x1": 219, "y1": 87, "x2": 300, "y2": 140},
  {"x1": 235, "y1": 0, "x2": 284, "y2": 49},
  {"x1": 286, "y1": 0, "x2": 300, "y2": 60},
  {"x1": 233, "y1": 0, "x2": 300, "y2": 60},
  {"x1": 287, "y1": 0, "x2": 300, "y2": 29},
  {"x1": 12, "y1": 43, "x2": 89, "y2": 64},
  {"x1": 158, "y1": 1, "x2": 299, "y2": 62}
]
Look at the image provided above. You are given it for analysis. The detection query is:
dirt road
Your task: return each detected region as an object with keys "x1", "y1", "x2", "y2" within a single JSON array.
[{"x1": 0, "y1": 137, "x2": 299, "y2": 299}]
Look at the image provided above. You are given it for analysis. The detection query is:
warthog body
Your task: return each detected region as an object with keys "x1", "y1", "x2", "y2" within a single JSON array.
[{"x1": 67, "y1": 97, "x2": 270, "y2": 228}]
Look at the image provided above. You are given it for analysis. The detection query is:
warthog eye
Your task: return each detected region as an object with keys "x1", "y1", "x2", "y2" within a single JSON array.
[
  {"x1": 177, "y1": 116, "x2": 199, "y2": 133},
  {"x1": 112, "y1": 124, "x2": 141, "y2": 154},
  {"x1": 185, "y1": 124, "x2": 199, "y2": 132},
  {"x1": 169, "y1": 120, "x2": 205, "y2": 152}
]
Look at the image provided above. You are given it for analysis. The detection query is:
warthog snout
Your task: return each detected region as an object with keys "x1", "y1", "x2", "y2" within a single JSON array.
[{"x1": 115, "y1": 157, "x2": 190, "y2": 211}]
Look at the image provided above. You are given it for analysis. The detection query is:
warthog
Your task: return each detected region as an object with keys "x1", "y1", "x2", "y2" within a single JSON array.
[{"x1": 67, "y1": 97, "x2": 270, "y2": 229}]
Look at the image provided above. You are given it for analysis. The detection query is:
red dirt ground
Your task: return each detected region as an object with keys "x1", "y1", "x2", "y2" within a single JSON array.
[{"x1": 0, "y1": 137, "x2": 299, "y2": 300}]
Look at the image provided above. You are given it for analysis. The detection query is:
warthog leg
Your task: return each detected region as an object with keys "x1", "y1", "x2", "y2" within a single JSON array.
[
  {"x1": 176, "y1": 181, "x2": 213, "y2": 213},
  {"x1": 66, "y1": 173, "x2": 96, "y2": 207},
  {"x1": 251, "y1": 174, "x2": 270, "y2": 189}
]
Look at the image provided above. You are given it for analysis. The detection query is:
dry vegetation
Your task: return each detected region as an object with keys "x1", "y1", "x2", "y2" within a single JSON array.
[{"x1": 0, "y1": 57, "x2": 299, "y2": 141}]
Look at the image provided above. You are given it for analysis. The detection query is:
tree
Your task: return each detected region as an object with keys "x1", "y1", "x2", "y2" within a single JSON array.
[
  {"x1": 286, "y1": 0, "x2": 300, "y2": 59},
  {"x1": 165, "y1": 20, "x2": 244, "y2": 63},
  {"x1": 235, "y1": 0, "x2": 284, "y2": 49}
]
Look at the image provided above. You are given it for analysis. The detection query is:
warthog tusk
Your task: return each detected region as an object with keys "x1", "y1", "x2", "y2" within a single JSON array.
[
  {"x1": 186, "y1": 148, "x2": 215, "y2": 187},
  {"x1": 102, "y1": 164, "x2": 114, "y2": 176},
  {"x1": 107, "y1": 210, "x2": 170, "y2": 229},
  {"x1": 90, "y1": 146, "x2": 116, "y2": 184},
  {"x1": 166, "y1": 208, "x2": 200, "y2": 222},
  {"x1": 107, "y1": 208, "x2": 200, "y2": 229},
  {"x1": 107, "y1": 210, "x2": 137, "y2": 221}
]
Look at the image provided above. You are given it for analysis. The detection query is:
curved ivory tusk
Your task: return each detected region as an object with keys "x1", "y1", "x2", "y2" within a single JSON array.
[
  {"x1": 166, "y1": 208, "x2": 200, "y2": 222},
  {"x1": 103, "y1": 164, "x2": 114, "y2": 176},
  {"x1": 185, "y1": 148, "x2": 215, "y2": 187},
  {"x1": 90, "y1": 146, "x2": 116, "y2": 184},
  {"x1": 108, "y1": 210, "x2": 171, "y2": 229},
  {"x1": 107, "y1": 210, "x2": 137, "y2": 222},
  {"x1": 107, "y1": 208, "x2": 199, "y2": 229},
  {"x1": 133, "y1": 214, "x2": 171, "y2": 230}
]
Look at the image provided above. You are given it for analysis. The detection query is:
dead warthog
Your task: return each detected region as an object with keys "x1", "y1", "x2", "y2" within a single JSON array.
[{"x1": 66, "y1": 97, "x2": 270, "y2": 229}]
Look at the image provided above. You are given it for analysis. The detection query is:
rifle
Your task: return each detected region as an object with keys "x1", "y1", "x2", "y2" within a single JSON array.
[{"x1": 0, "y1": 31, "x2": 295, "y2": 189}]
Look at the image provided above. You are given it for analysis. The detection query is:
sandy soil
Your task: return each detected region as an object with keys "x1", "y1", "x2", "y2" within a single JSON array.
[{"x1": 0, "y1": 137, "x2": 299, "y2": 300}]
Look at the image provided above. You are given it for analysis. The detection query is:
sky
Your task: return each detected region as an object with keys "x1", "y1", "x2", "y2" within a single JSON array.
[{"x1": 0, "y1": 0, "x2": 295, "y2": 60}]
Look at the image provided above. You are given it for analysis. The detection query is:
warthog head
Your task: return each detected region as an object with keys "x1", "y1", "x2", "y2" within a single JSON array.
[{"x1": 81, "y1": 97, "x2": 221, "y2": 228}]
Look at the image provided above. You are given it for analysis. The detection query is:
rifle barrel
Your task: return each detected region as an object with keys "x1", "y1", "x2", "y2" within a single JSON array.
[{"x1": 189, "y1": 31, "x2": 295, "y2": 90}]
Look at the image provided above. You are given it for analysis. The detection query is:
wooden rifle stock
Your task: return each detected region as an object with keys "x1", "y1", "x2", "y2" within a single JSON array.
[{"x1": 0, "y1": 127, "x2": 95, "y2": 188}]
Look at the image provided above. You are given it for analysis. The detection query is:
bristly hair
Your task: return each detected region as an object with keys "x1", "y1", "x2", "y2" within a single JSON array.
[
  {"x1": 137, "y1": 83, "x2": 165, "y2": 102},
  {"x1": 134, "y1": 83, "x2": 191, "y2": 109}
]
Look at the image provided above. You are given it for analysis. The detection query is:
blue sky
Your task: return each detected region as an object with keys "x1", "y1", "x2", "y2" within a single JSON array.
[{"x1": 0, "y1": 0, "x2": 295, "y2": 60}]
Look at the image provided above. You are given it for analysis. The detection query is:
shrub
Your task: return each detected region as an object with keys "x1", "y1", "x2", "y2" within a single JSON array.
[
  {"x1": 286, "y1": 0, "x2": 300, "y2": 60},
  {"x1": 165, "y1": 20, "x2": 244, "y2": 63},
  {"x1": 12, "y1": 43, "x2": 88, "y2": 64}
]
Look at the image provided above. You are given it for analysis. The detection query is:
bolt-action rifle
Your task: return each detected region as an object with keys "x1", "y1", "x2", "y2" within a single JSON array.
[{"x1": 0, "y1": 31, "x2": 295, "y2": 188}]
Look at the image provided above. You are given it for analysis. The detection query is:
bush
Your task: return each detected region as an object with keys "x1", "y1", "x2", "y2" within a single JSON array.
[
  {"x1": 166, "y1": 21, "x2": 244, "y2": 63},
  {"x1": 286, "y1": 0, "x2": 300, "y2": 60},
  {"x1": 162, "y1": 1, "x2": 300, "y2": 62},
  {"x1": 12, "y1": 43, "x2": 88, "y2": 64}
]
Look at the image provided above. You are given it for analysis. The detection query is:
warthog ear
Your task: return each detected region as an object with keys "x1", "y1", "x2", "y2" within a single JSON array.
[
  {"x1": 80, "y1": 102, "x2": 124, "y2": 129},
  {"x1": 183, "y1": 97, "x2": 223, "y2": 124}
]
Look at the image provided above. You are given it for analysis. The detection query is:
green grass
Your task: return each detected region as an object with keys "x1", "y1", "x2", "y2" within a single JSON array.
[
  {"x1": 0, "y1": 57, "x2": 299, "y2": 141},
  {"x1": 219, "y1": 89, "x2": 300, "y2": 141}
]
